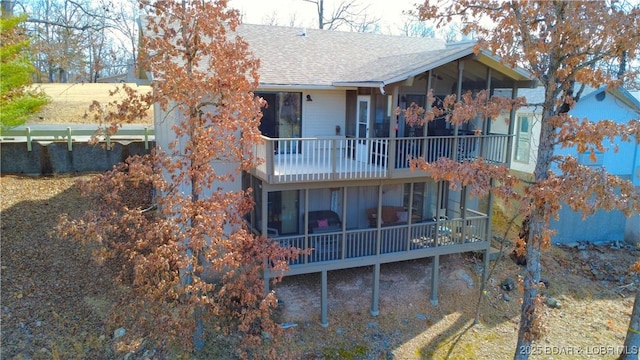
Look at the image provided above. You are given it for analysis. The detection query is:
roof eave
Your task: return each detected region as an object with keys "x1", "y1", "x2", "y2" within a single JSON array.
[
  {"x1": 258, "y1": 83, "x2": 341, "y2": 90},
  {"x1": 474, "y1": 51, "x2": 536, "y2": 84},
  {"x1": 331, "y1": 81, "x2": 383, "y2": 88},
  {"x1": 334, "y1": 46, "x2": 537, "y2": 90},
  {"x1": 334, "y1": 46, "x2": 477, "y2": 89},
  {"x1": 606, "y1": 86, "x2": 640, "y2": 113}
]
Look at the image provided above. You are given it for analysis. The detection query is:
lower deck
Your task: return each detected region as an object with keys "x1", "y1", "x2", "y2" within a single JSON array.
[
  {"x1": 269, "y1": 215, "x2": 489, "y2": 276},
  {"x1": 247, "y1": 175, "x2": 495, "y2": 326}
]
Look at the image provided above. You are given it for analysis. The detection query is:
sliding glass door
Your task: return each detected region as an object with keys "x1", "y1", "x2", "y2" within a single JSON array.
[{"x1": 256, "y1": 92, "x2": 302, "y2": 154}]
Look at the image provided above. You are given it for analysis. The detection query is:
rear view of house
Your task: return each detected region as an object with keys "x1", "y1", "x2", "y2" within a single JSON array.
[{"x1": 152, "y1": 24, "x2": 536, "y2": 325}]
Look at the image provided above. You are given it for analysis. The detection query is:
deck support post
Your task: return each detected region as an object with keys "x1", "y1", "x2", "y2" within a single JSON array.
[
  {"x1": 371, "y1": 263, "x2": 380, "y2": 316},
  {"x1": 321, "y1": 270, "x2": 329, "y2": 327},
  {"x1": 430, "y1": 255, "x2": 440, "y2": 306}
]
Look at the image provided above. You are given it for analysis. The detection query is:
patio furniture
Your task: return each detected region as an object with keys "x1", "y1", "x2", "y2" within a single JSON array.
[
  {"x1": 366, "y1": 206, "x2": 408, "y2": 227},
  {"x1": 307, "y1": 210, "x2": 342, "y2": 233}
]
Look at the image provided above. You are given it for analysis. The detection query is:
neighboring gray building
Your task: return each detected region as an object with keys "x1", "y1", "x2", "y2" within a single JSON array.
[{"x1": 495, "y1": 86, "x2": 640, "y2": 245}]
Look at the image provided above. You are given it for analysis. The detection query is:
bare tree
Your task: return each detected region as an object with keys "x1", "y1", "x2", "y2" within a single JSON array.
[
  {"x1": 398, "y1": 13, "x2": 435, "y2": 38},
  {"x1": 302, "y1": 0, "x2": 379, "y2": 31},
  {"x1": 18, "y1": 0, "x2": 130, "y2": 82},
  {"x1": 109, "y1": 0, "x2": 138, "y2": 75},
  {"x1": 261, "y1": 11, "x2": 280, "y2": 26}
]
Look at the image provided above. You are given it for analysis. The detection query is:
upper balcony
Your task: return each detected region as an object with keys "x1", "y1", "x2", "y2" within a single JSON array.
[{"x1": 251, "y1": 133, "x2": 512, "y2": 184}]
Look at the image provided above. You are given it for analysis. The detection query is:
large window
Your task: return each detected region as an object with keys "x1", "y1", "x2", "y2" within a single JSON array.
[
  {"x1": 515, "y1": 115, "x2": 531, "y2": 163},
  {"x1": 268, "y1": 190, "x2": 300, "y2": 236},
  {"x1": 256, "y1": 92, "x2": 302, "y2": 139}
]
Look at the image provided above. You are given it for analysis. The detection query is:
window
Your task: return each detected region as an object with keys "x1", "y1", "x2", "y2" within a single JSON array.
[
  {"x1": 515, "y1": 116, "x2": 531, "y2": 163},
  {"x1": 255, "y1": 92, "x2": 302, "y2": 139},
  {"x1": 268, "y1": 190, "x2": 300, "y2": 235}
]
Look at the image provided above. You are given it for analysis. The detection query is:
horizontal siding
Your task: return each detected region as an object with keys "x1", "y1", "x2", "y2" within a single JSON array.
[{"x1": 302, "y1": 90, "x2": 346, "y2": 137}]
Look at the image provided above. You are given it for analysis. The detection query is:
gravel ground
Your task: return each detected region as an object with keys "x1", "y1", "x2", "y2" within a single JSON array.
[{"x1": 1, "y1": 174, "x2": 128, "y2": 359}]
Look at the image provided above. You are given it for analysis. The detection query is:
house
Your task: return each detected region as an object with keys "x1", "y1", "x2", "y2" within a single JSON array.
[
  {"x1": 151, "y1": 24, "x2": 536, "y2": 326},
  {"x1": 494, "y1": 86, "x2": 640, "y2": 245}
]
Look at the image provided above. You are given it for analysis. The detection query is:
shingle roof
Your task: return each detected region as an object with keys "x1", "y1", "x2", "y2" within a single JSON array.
[
  {"x1": 337, "y1": 45, "x2": 476, "y2": 85},
  {"x1": 235, "y1": 24, "x2": 449, "y2": 87}
]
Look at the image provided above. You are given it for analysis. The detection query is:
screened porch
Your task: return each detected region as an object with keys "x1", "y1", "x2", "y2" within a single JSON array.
[{"x1": 271, "y1": 208, "x2": 490, "y2": 276}]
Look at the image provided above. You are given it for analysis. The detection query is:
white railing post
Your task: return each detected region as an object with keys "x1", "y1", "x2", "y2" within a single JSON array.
[
  {"x1": 266, "y1": 139, "x2": 274, "y2": 181},
  {"x1": 105, "y1": 129, "x2": 111, "y2": 150},
  {"x1": 331, "y1": 138, "x2": 337, "y2": 178},
  {"x1": 25, "y1": 127, "x2": 32, "y2": 151},
  {"x1": 66, "y1": 127, "x2": 72, "y2": 151}
]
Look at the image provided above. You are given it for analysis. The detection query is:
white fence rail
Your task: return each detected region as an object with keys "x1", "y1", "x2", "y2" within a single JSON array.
[{"x1": 0, "y1": 126, "x2": 154, "y2": 151}]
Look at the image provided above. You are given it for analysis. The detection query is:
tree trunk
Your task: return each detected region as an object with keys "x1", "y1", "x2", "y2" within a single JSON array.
[
  {"x1": 513, "y1": 93, "x2": 557, "y2": 359},
  {"x1": 620, "y1": 288, "x2": 640, "y2": 360},
  {"x1": 318, "y1": 0, "x2": 324, "y2": 29},
  {"x1": 514, "y1": 210, "x2": 543, "y2": 360}
]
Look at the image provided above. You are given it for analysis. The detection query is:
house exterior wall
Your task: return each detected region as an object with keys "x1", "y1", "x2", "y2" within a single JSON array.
[
  {"x1": 300, "y1": 89, "x2": 347, "y2": 138},
  {"x1": 550, "y1": 207, "x2": 628, "y2": 245},
  {"x1": 492, "y1": 108, "x2": 540, "y2": 174},
  {"x1": 504, "y1": 89, "x2": 640, "y2": 245},
  {"x1": 625, "y1": 212, "x2": 640, "y2": 245},
  {"x1": 553, "y1": 91, "x2": 639, "y2": 180},
  {"x1": 153, "y1": 102, "x2": 242, "y2": 198}
]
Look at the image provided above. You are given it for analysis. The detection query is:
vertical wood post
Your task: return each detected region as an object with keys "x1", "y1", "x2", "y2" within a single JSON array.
[
  {"x1": 321, "y1": 270, "x2": 329, "y2": 327},
  {"x1": 262, "y1": 186, "x2": 270, "y2": 295},
  {"x1": 506, "y1": 84, "x2": 518, "y2": 168},
  {"x1": 430, "y1": 255, "x2": 440, "y2": 306},
  {"x1": 376, "y1": 184, "x2": 383, "y2": 255},
  {"x1": 371, "y1": 262, "x2": 380, "y2": 316},
  {"x1": 304, "y1": 188, "x2": 309, "y2": 264}
]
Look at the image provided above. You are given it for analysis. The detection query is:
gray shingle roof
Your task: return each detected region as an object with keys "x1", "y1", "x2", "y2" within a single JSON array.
[
  {"x1": 235, "y1": 24, "x2": 449, "y2": 87},
  {"x1": 338, "y1": 45, "x2": 475, "y2": 84}
]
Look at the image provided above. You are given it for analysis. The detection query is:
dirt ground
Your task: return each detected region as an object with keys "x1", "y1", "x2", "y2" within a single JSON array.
[
  {"x1": 26, "y1": 83, "x2": 153, "y2": 125},
  {"x1": 2, "y1": 174, "x2": 638, "y2": 359},
  {"x1": 3, "y1": 85, "x2": 638, "y2": 358},
  {"x1": 265, "y1": 246, "x2": 638, "y2": 359}
]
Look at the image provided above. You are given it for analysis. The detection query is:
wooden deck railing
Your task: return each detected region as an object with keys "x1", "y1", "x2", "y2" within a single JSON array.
[
  {"x1": 394, "y1": 134, "x2": 511, "y2": 169},
  {"x1": 252, "y1": 134, "x2": 512, "y2": 183},
  {"x1": 273, "y1": 214, "x2": 490, "y2": 271}
]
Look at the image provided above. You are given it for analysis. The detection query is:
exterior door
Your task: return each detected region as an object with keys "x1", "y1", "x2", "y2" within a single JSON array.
[
  {"x1": 267, "y1": 190, "x2": 299, "y2": 235},
  {"x1": 356, "y1": 95, "x2": 370, "y2": 162}
]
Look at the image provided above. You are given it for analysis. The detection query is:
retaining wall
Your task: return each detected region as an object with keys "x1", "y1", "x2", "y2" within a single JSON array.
[{"x1": 1, "y1": 141, "x2": 154, "y2": 175}]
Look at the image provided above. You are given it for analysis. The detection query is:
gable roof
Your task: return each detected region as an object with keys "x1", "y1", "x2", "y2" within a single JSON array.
[
  {"x1": 588, "y1": 86, "x2": 640, "y2": 114},
  {"x1": 139, "y1": 19, "x2": 534, "y2": 89},
  {"x1": 236, "y1": 24, "x2": 533, "y2": 89},
  {"x1": 236, "y1": 24, "x2": 446, "y2": 88}
]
